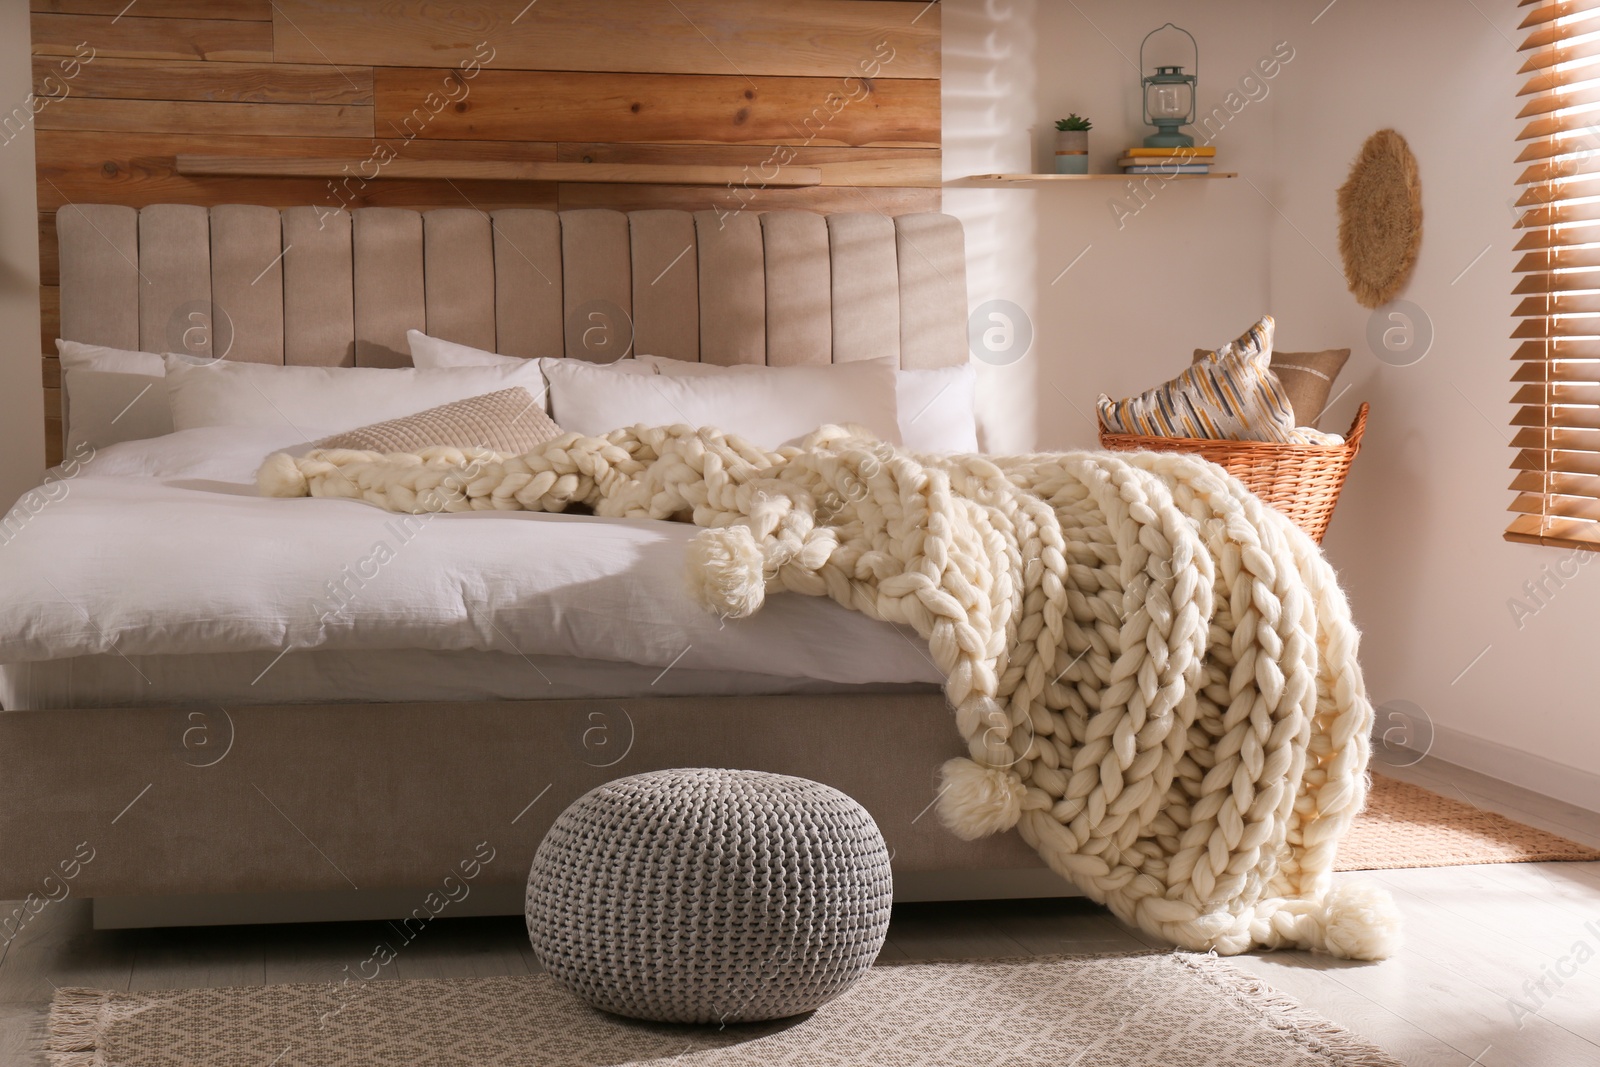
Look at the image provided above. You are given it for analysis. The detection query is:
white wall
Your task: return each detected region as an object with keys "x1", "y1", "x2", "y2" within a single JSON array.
[
  {"x1": 1267, "y1": 0, "x2": 1600, "y2": 805},
  {"x1": 945, "y1": 0, "x2": 1600, "y2": 804},
  {"x1": 945, "y1": 0, "x2": 1282, "y2": 455},
  {"x1": 0, "y1": 0, "x2": 45, "y2": 512}
]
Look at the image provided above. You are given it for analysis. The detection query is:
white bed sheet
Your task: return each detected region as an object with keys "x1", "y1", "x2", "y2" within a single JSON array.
[{"x1": 0, "y1": 428, "x2": 944, "y2": 693}]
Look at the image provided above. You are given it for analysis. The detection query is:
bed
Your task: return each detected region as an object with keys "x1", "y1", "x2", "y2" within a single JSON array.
[{"x1": 0, "y1": 204, "x2": 1067, "y2": 928}]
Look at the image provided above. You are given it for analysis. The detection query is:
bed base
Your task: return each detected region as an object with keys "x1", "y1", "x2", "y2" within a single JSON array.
[
  {"x1": 90, "y1": 869, "x2": 1075, "y2": 930},
  {"x1": 0, "y1": 693, "x2": 1064, "y2": 928}
]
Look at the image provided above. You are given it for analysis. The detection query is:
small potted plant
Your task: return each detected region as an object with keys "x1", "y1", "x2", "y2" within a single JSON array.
[{"x1": 1054, "y1": 114, "x2": 1092, "y2": 174}]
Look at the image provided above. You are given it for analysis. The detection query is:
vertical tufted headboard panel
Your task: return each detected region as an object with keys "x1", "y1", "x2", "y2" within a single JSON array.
[{"x1": 56, "y1": 207, "x2": 969, "y2": 371}]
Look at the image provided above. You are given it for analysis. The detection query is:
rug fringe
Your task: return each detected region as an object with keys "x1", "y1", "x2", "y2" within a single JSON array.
[
  {"x1": 45, "y1": 986, "x2": 150, "y2": 1067},
  {"x1": 1181, "y1": 954, "x2": 1405, "y2": 1067}
]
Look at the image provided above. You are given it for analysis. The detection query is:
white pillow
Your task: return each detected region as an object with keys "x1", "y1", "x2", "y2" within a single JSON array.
[
  {"x1": 56, "y1": 339, "x2": 166, "y2": 376},
  {"x1": 62, "y1": 369, "x2": 175, "y2": 453},
  {"x1": 895, "y1": 364, "x2": 979, "y2": 453},
  {"x1": 638, "y1": 356, "x2": 978, "y2": 454},
  {"x1": 55, "y1": 340, "x2": 173, "y2": 451},
  {"x1": 406, "y1": 330, "x2": 653, "y2": 375},
  {"x1": 541, "y1": 357, "x2": 901, "y2": 448},
  {"x1": 163, "y1": 355, "x2": 549, "y2": 436},
  {"x1": 406, "y1": 330, "x2": 523, "y2": 369}
]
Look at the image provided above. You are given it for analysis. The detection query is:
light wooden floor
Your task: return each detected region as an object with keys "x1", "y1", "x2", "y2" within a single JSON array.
[{"x1": 1, "y1": 756, "x2": 1597, "y2": 1066}]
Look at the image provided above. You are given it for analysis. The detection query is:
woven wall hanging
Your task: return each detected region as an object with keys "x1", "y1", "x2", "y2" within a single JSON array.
[{"x1": 1336, "y1": 128, "x2": 1422, "y2": 309}]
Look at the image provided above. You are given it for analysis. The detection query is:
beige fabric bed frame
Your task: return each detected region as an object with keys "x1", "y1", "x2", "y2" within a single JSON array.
[{"x1": 0, "y1": 205, "x2": 1062, "y2": 926}]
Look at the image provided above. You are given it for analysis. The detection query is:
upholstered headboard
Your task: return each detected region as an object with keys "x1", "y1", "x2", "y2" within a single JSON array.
[{"x1": 56, "y1": 206, "x2": 969, "y2": 371}]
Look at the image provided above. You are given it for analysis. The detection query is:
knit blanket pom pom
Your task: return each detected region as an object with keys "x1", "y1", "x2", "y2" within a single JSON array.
[
  {"x1": 936, "y1": 757, "x2": 1024, "y2": 839},
  {"x1": 1321, "y1": 879, "x2": 1404, "y2": 960},
  {"x1": 686, "y1": 525, "x2": 767, "y2": 619},
  {"x1": 257, "y1": 452, "x2": 309, "y2": 498}
]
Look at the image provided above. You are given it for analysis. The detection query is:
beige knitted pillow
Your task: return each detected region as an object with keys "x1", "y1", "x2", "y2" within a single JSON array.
[{"x1": 318, "y1": 387, "x2": 562, "y2": 454}]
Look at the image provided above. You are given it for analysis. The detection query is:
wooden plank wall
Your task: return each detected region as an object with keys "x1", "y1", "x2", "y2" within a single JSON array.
[{"x1": 29, "y1": 0, "x2": 942, "y2": 462}]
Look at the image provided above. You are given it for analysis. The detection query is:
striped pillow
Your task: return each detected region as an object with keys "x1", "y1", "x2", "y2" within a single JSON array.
[
  {"x1": 1191, "y1": 346, "x2": 1350, "y2": 426},
  {"x1": 318, "y1": 387, "x2": 563, "y2": 454},
  {"x1": 1098, "y1": 316, "x2": 1338, "y2": 444}
]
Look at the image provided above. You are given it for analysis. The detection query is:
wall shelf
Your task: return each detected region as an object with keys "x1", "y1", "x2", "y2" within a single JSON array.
[
  {"x1": 175, "y1": 156, "x2": 825, "y2": 188},
  {"x1": 963, "y1": 172, "x2": 1237, "y2": 182}
]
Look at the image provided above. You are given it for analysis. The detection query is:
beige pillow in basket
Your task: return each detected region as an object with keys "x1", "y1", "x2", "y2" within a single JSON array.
[
  {"x1": 1192, "y1": 347, "x2": 1349, "y2": 426},
  {"x1": 318, "y1": 387, "x2": 563, "y2": 454}
]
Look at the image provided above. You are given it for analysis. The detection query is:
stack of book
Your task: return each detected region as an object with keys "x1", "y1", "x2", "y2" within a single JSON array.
[{"x1": 1118, "y1": 145, "x2": 1216, "y2": 175}]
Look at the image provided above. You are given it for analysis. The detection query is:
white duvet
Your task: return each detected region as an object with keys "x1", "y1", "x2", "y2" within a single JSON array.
[{"x1": 0, "y1": 428, "x2": 943, "y2": 687}]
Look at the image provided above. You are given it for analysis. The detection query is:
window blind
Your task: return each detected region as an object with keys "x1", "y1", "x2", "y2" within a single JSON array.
[{"x1": 1510, "y1": 0, "x2": 1600, "y2": 549}]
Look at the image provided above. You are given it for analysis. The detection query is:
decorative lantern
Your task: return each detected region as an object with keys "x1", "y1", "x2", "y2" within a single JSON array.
[{"x1": 1140, "y1": 23, "x2": 1199, "y2": 149}]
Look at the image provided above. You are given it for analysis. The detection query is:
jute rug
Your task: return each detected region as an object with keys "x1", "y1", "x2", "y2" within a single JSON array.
[
  {"x1": 47, "y1": 953, "x2": 1402, "y2": 1067},
  {"x1": 1335, "y1": 775, "x2": 1600, "y2": 871}
]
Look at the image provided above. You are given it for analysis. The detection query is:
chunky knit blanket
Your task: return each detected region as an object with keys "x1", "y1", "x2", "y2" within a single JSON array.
[{"x1": 259, "y1": 424, "x2": 1401, "y2": 960}]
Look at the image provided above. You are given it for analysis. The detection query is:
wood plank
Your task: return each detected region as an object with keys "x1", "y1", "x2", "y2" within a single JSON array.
[
  {"x1": 872, "y1": 938, "x2": 911, "y2": 963},
  {"x1": 32, "y1": 1, "x2": 272, "y2": 19},
  {"x1": 980, "y1": 897, "x2": 1154, "y2": 956},
  {"x1": 126, "y1": 925, "x2": 265, "y2": 991},
  {"x1": 0, "y1": 899, "x2": 134, "y2": 1029},
  {"x1": 1321, "y1": 948, "x2": 1600, "y2": 1065},
  {"x1": 41, "y1": 356, "x2": 58, "y2": 390},
  {"x1": 557, "y1": 182, "x2": 938, "y2": 216},
  {"x1": 1225, "y1": 953, "x2": 1475, "y2": 1067},
  {"x1": 1547, "y1": 858, "x2": 1600, "y2": 893},
  {"x1": 34, "y1": 56, "x2": 372, "y2": 105},
  {"x1": 516, "y1": 930, "x2": 544, "y2": 976},
  {"x1": 270, "y1": 0, "x2": 938, "y2": 80},
  {"x1": 38, "y1": 213, "x2": 55, "y2": 287},
  {"x1": 39, "y1": 129, "x2": 563, "y2": 170},
  {"x1": 261, "y1": 920, "x2": 399, "y2": 986},
  {"x1": 0, "y1": 1004, "x2": 45, "y2": 1067},
  {"x1": 1380, "y1": 863, "x2": 1600, "y2": 969},
  {"x1": 43, "y1": 389, "x2": 60, "y2": 440},
  {"x1": 44, "y1": 426, "x2": 62, "y2": 469},
  {"x1": 1377, "y1": 864, "x2": 1600, "y2": 978},
  {"x1": 40, "y1": 285, "x2": 58, "y2": 355},
  {"x1": 374, "y1": 68, "x2": 940, "y2": 149},
  {"x1": 41, "y1": 173, "x2": 559, "y2": 213},
  {"x1": 559, "y1": 141, "x2": 942, "y2": 188},
  {"x1": 36, "y1": 130, "x2": 559, "y2": 212},
  {"x1": 37, "y1": 99, "x2": 374, "y2": 138},
  {"x1": 1355, "y1": 867, "x2": 1600, "y2": 1055},
  {"x1": 884, "y1": 901, "x2": 1030, "y2": 961},
  {"x1": 31, "y1": 13, "x2": 275, "y2": 61},
  {"x1": 1395, "y1": 870, "x2": 1600, "y2": 1043},
  {"x1": 387, "y1": 917, "x2": 532, "y2": 981},
  {"x1": 177, "y1": 155, "x2": 824, "y2": 187}
]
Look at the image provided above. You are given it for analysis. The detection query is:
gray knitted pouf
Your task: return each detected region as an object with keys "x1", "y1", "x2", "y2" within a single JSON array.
[{"x1": 524, "y1": 768, "x2": 893, "y2": 1024}]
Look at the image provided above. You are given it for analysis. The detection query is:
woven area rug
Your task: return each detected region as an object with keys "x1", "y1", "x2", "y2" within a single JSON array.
[
  {"x1": 1336, "y1": 775, "x2": 1600, "y2": 871},
  {"x1": 47, "y1": 953, "x2": 1401, "y2": 1067}
]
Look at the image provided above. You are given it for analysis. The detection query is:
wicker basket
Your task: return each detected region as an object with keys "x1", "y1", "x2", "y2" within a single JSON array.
[{"x1": 1097, "y1": 403, "x2": 1368, "y2": 544}]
